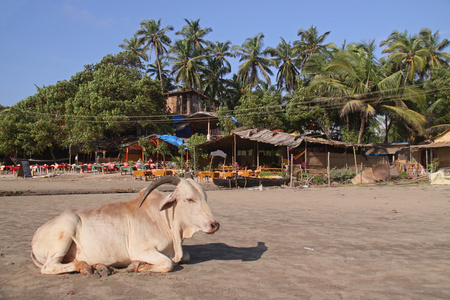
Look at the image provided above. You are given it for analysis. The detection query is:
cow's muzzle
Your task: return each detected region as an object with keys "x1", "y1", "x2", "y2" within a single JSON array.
[{"x1": 207, "y1": 221, "x2": 220, "y2": 234}]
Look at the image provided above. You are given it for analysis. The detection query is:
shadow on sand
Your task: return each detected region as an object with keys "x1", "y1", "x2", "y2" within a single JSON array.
[{"x1": 183, "y1": 242, "x2": 267, "y2": 264}]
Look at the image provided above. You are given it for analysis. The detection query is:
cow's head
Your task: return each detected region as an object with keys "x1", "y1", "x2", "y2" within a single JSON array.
[{"x1": 139, "y1": 176, "x2": 220, "y2": 236}]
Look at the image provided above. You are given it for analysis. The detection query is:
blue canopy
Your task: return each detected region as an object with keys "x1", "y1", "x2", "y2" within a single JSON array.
[{"x1": 156, "y1": 135, "x2": 184, "y2": 147}]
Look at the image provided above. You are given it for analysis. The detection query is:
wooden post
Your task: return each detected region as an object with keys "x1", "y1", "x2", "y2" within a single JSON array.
[
  {"x1": 305, "y1": 141, "x2": 308, "y2": 172},
  {"x1": 425, "y1": 149, "x2": 429, "y2": 173},
  {"x1": 257, "y1": 141, "x2": 260, "y2": 168},
  {"x1": 290, "y1": 155, "x2": 294, "y2": 188},
  {"x1": 193, "y1": 146, "x2": 196, "y2": 172},
  {"x1": 353, "y1": 146, "x2": 358, "y2": 175},
  {"x1": 327, "y1": 151, "x2": 331, "y2": 187},
  {"x1": 233, "y1": 134, "x2": 237, "y2": 170}
]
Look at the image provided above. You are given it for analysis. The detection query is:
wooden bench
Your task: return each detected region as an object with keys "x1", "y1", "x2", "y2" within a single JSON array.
[
  {"x1": 133, "y1": 170, "x2": 153, "y2": 181},
  {"x1": 199, "y1": 171, "x2": 220, "y2": 182}
]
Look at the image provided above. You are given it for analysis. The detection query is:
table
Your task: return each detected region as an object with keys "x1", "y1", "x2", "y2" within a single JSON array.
[
  {"x1": 198, "y1": 171, "x2": 220, "y2": 182},
  {"x1": 152, "y1": 169, "x2": 175, "y2": 177},
  {"x1": 74, "y1": 165, "x2": 88, "y2": 173},
  {"x1": 120, "y1": 166, "x2": 136, "y2": 175},
  {"x1": 133, "y1": 170, "x2": 153, "y2": 181},
  {"x1": 238, "y1": 170, "x2": 256, "y2": 177},
  {"x1": 219, "y1": 171, "x2": 237, "y2": 179}
]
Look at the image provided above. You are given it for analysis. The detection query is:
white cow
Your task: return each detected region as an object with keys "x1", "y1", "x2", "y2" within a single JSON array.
[{"x1": 31, "y1": 176, "x2": 220, "y2": 274}]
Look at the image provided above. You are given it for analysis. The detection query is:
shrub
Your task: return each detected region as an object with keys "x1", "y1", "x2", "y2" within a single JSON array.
[{"x1": 330, "y1": 167, "x2": 356, "y2": 183}]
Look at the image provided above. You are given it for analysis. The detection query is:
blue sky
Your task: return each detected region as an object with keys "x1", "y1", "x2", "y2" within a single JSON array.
[{"x1": 1, "y1": 0, "x2": 449, "y2": 107}]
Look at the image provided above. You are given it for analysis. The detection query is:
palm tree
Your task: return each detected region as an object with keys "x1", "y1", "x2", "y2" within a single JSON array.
[
  {"x1": 309, "y1": 41, "x2": 426, "y2": 143},
  {"x1": 167, "y1": 39, "x2": 206, "y2": 90},
  {"x1": 136, "y1": 19, "x2": 174, "y2": 86},
  {"x1": 294, "y1": 25, "x2": 335, "y2": 69},
  {"x1": 176, "y1": 19, "x2": 212, "y2": 54},
  {"x1": 202, "y1": 58, "x2": 232, "y2": 108},
  {"x1": 267, "y1": 38, "x2": 299, "y2": 96},
  {"x1": 233, "y1": 33, "x2": 277, "y2": 89},
  {"x1": 419, "y1": 28, "x2": 450, "y2": 76},
  {"x1": 146, "y1": 59, "x2": 174, "y2": 91},
  {"x1": 206, "y1": 41, "x2": 235, "y2": 70},
  {"x1": 119, "y1": 36, "x2": 148, "y2": 61},
  {"x1": 380, "y1": 30, "x2": 429, "y2": 84}
]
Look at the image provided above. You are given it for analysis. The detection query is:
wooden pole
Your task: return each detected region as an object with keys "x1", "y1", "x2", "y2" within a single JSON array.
[
  {"x1": 290, "y1": 155, "x2": 294, "y2": 188},
  {"x1": 233, "y1": 134, "x2": 237, "y2": 170},
  {"x1": 305, "y1": 141, "x2": 308, "y2": 172},
  {"x1": 327, "y1": 151, "x2": 331, "y2": 187},
  {"x1": 353, "y1": 146, "x2": 358, "y2": 175},
  {"x1": 257, "y1": 142, "x2": 260, "y2": 168}
]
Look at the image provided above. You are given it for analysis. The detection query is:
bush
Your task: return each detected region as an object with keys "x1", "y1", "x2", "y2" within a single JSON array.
[
  {"x1": 330, "y1": 167, "x2": 356, "y2": 183},
  {"x1": 258, "y1": 172, "x2": 287, "y2": 178}
]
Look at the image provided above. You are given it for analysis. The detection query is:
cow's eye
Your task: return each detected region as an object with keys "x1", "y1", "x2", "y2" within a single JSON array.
[{"x1": 186, "y1": 198, "x2": 196, "y2": 203}]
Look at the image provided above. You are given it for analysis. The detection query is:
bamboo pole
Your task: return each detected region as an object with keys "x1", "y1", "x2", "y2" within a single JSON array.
[
  {"x1": 353, "y1": 146, "x2": 358, "y2": 175},
  {"x1": 327, "y1": 151, "x2": 331, "y2": 187},
  {"x1": 257, "y1": 142, "x2": 259, "y2": 168},
  {"x1": 290, "y1": 155, "x2": 294, "y2": 188},
  {"x1": 233, "y1": 134, "x2": 237, "y2": 170}
]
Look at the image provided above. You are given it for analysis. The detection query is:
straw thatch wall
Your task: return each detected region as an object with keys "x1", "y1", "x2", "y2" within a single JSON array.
[{"x1": 306, "y1": 152, "x2": 388, "y2": 175}]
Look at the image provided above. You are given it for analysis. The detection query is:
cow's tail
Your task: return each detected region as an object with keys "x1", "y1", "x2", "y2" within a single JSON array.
[{"x1": 31, "y1": 250, "x2": 43, "y2": 268}]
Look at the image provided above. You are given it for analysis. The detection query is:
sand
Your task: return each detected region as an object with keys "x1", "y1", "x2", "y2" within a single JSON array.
[{"x1": 0, "y1": 172, "x2": 449, "y2": 299}]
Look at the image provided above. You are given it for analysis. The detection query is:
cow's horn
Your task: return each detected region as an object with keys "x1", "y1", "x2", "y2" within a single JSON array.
[{"x1": 139, "y1": 176, "x2": 181, "y2": 207}]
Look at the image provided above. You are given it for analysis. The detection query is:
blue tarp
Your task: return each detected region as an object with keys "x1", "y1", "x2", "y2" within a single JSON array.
[{"x1": 157, "y1": 135, "x2": 184, "y2": 147}]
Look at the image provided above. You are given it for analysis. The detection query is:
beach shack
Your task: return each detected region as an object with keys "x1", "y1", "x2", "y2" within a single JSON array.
[
  {"x1": 121, "y1": 134, "x2": 184, "y2": 163},
  {"x1": 196, "y1": 128, "x2": 387, "y2": 175},
  {"x1": 411, "y1": 129, "x2": 450, "y2": 169},
  {"x1": 165, "y1": 90, "x2": 209, "y2": 115}
]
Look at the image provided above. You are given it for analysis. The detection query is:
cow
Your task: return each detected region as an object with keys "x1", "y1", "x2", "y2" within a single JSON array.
[{"x1": 31, "y1": 176, "x2": 220, "y2": 275}]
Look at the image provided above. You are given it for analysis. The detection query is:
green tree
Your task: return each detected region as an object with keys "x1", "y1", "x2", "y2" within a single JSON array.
[
  {"x1": 234, "y1": 91, "x2": 285, "y2": 129},
  {"x1": 146, "y1": 59, "x2": 175, "y2": 91},
  {"x1": 419, "y1": 28, "x2": 450, "y2": 77},
  {"x1": 309, "y1": 41, "x2": 426, "y2": 143},
  {"x1": 294, "y1": 25, "x2": 335, "y2": 69},
  {"x1": 216, "y1": 106, "x2": 237, "y2": 135},
  {"x1": 156, "y1": 141, "x2": 171, "y2": 165},
  {"x1": 136, "y1": 19, "x2": 174, "y2": 86},
  {"x1": 185, "y1": 133, "x2": 208, "y2": 170},
  {"x1": 168, "y1": 39, "x2": 206, "y2": 89},
  {"x1": 138, "y1": 136, "x2": 156, "y2": 161},
  {"x1": 119, "y1": 35, "x2": 148, "y2": 62},
  {"x1": 0, "y1": 80, "x2": 77, "y2": 159},
  {"x1": 233, "y1": 33, "x2": 277, "y2": 89},
  {"x1": 380, "y1": 30, "x2": 429, "y2": 84},
  {"x1": 175, "y1": 19, "x2": 212, "y2": 54},
  {"x1": 422, "y1": 67, "x2": 450, "y2": 132},
  {"x1": 285, "y1": 85, "x2": 330, "y2": 135},
  {"x1": 267, "y1": 38, "x2": 299, "y2": 95},
  {"x1": 207, "y1": 41, "x2": 235, "y2": 70},
  {"x1": 65, "y1": 52, "x2": 170, "y2": 153},
  {"x1": 202, "y1": 58, "x2": 231, "y2": 108}
]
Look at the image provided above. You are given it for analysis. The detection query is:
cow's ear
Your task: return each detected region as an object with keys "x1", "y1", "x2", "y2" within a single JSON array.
[{"x1": 159, "y1": 192, "x2": 177, "y2": 211}]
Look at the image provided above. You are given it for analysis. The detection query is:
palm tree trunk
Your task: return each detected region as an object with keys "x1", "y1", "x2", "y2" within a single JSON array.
[
  {"x1": 384, "y1": 115, "x2": 389, "y2": 143},
  {"x1": 358, "y1": 114, "x2": 366, "y2": 144},
  {"x1": 156, "y1": 51, "x2": 164, "y2": 92}
]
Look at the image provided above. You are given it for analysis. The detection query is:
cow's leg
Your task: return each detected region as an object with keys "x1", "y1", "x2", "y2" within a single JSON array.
[
  {"x1": 180, "y1": 250, "x2": 190, "y2": 264},
  {"x1": 132, "y1": 250, "x2": 174, "y2": 273},
  {"x1": 36, "y1": 213, "x2": 91, "y2": 275},
  {"x1": 40, "y1": 238, "x2": 92, "y2": 275}
]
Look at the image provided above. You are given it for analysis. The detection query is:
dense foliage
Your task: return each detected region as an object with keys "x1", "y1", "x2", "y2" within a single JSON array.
[
  {"x1": 0, "y1": 52, "x2": 171, "y2": 157},
  {"x1": 1, "y1": 20, "x2": 449, "y2": 159}
]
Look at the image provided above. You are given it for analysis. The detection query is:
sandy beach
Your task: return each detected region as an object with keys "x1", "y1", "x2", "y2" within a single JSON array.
[{"x1": 0, "y1": 172, "x2": 449, "y2": 299}]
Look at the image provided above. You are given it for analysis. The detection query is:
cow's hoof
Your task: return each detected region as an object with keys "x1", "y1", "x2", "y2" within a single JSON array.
[
  {"x1": 94, "y1": 264, "x2": 114, "y2": 277},
  {"x1": 76, "y1": 261, "x2": 93, "y2": 276},
  {"x1": 126, "y1": 261, "x2": 143, "y2": 273}
]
